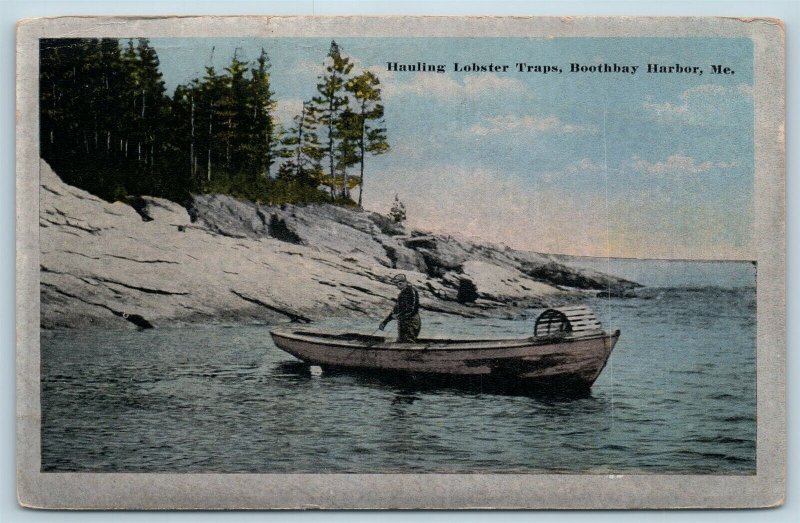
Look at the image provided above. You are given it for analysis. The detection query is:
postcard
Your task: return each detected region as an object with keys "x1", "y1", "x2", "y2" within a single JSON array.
[{"x1": 16, "y1": 15, "x2": 785, "y2": 509}]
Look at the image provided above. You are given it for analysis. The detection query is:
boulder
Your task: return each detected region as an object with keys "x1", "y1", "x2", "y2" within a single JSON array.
[
  {"x1": 141, "y1": 196, "x2": 192, "y2": 227},
  {"x1": 455, "y1": 260, "x2": 561, "y2": 303}
]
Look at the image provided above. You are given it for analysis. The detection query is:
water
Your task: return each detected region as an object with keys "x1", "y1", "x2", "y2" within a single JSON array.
[
  {"x1": 563, "y1": 256, "x2": 756, "y2": 288},
  {"x1": 41, "y1": 261, "x2": 756, "y2": 474}
]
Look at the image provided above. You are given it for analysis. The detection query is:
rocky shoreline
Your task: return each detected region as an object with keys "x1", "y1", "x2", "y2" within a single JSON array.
[{"x1": 39, "y1": 160, "x2": 638, "y2": 330}]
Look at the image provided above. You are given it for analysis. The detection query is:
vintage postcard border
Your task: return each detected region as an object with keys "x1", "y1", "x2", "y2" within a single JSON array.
[{"x1": 16, "y1": 15, "x2": 785, "y2": 509}]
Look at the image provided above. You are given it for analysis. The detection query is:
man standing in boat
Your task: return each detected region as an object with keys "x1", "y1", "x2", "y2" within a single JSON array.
[{"x1": 379, "y1": 273, "x2": 421, "y2": 343}]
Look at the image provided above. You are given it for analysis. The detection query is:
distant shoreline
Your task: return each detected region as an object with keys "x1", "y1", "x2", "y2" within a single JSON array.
[{"x1": 552, "y1": 255, "x2": 756, "y2": 264}]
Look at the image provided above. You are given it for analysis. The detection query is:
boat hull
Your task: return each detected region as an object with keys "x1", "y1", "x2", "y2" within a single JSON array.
[{"x1": 270, "y1": 327, "x2": 620, "y2": 390}]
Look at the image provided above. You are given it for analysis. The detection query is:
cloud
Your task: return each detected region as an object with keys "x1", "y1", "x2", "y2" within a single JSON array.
[
  {"x1": 467, "y1": 115, "x2": 595, "y2": 137},
  {"x1": 387, "y1": 134, "x2": 445, "y2": 160},
  {"x1": 563, "y1": 158, "x2": 606, "y2": 174},
  {"x1": 540, "y1": 158, "x2": 606, "y2": 182},
  {"x1": 382, "y1": 73, "x2": 529, "y2": 101},
  {"x1": 293, "y1": 59, "x2": 326, "y2": 77},
  {"x1": 632, "y1": 155, "x2": 713, "y2": 175},
  {"x1": 461, "y1": 74, "x2": 528, "y2": 96},
  {"x1": 364, "y1": 163, "x2": 753, "y2": 259},
  {"x1": 366, "y1": 165, "x2": 615, "y2": 257},
  {"x1": 627, "y1": 155, "x2": 737, "y2": 175},
  {"x1": 642, "y1": 83, "x2": 753, "y2": 125}
]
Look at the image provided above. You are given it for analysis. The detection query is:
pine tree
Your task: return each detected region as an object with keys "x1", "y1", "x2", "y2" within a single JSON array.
[
  {"x1": 389, "y1": 194, "x2": 407, "y2": 223},
  {"x1": 171, "y1": 81, "x2": 202, "y2": 188},
  {"x1": 197, "y1": 65, "x2": 224, "y2": 181},
  {"x1": 41, "y1": 38, "x2": 125, "y2": 194},
  {"x1": 278, "y1": 102, "x2": 324, "y2": 188},
  {"x1": 335, "y1": 108, "x2": 362, "y2": 200},
  {"x1": 40, "y1": 39, "x2": 82, "y2": 158},
  {"x1": 215, "y1": 56, "x2": 241, "y2": 171},
  {"x1": 249, "y1": 49, "x2": 279, "y2": 178},
  {"x1": 135, "y1": 38, "x2": 167, "y2": 169},
  {"x1": 311, "y1": 40, "x2": 354, "y2": 201},
  {"x1": 76, "y1": 39, "x2": 102, "y2": 157},
  {"x1": 39, "y1": 38, "x2": 382, "y2": 206},
  {"x1": 119, "y1": 39, "x2": 139, "y2": 162},
  {"x1": 98, "y1": 38, "x2": 124, "y2": 157},
  {"x1": 345, "y1": 70, "x2": 389, "y2": 207}
]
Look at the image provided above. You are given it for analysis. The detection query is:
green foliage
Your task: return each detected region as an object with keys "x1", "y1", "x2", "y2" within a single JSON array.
[
  {"x1": 311, "y1": 41, "x2": 356, "y2": 201},
  {"x1": 389, "y1": 194, "x2": 407, "y2": 223},
  {"x1": 41, "y1": 38, "x2": 181, "y2": 201},
  {"x1": 201, "y1": 168, "x2": 331, "y2": 205},
  {"x1": 249, "y1": 49, "x2": 280, "y2": 177},
  {"x1": 39, "y1": 38, "x2": 388, "y2": 208},
  {"x1": 279, "y1": 102, "x2": 325, "y2": 190},
  {"x1": 345, "y1": 70, "x2": 390, "y2": 207}
]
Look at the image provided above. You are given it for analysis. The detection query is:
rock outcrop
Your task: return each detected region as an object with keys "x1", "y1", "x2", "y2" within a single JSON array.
[{"x1": 39, "y1": 160, "x2": 638, "y2": 330}]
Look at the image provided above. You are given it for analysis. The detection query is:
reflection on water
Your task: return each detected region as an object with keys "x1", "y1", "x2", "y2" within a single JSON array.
[{"x1": 41, "y1": 283, "x2": 755, "y2": 474}]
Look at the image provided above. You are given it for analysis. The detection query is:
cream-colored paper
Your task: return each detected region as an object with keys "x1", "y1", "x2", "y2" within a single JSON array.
[{"x1": 17, "y1": 16, "x2": 785, "y2": 509}]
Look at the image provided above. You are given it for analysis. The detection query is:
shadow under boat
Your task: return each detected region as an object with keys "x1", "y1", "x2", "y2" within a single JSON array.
[{"x1": 274, "y1": 360, "x2": 594, "y2": 400}]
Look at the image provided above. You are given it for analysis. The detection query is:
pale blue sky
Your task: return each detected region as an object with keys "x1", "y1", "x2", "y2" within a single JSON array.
[{"x1": 151, "y1": 37, "x2": 754, "y2": 260}]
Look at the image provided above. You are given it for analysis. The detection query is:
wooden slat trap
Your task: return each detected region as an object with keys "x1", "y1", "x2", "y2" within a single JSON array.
[{"x1": 534, "y1": 306, "x2": 602, "y2": 336}]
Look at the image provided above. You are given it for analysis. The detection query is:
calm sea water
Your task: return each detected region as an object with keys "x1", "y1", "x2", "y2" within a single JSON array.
[
  {"x1": 563, "y1": 256, "x2": 756, "y2": 288},
  {"x1": 41, "y1": 260, "x2": 756, "y2": 474}
]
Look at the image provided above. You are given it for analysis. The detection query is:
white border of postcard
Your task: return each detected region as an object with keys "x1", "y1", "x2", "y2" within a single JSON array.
[{"x1": 16, "y1": 15, "x2": 785, "y2": 509}]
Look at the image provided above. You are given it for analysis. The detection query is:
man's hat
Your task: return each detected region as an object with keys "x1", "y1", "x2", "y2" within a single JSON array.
[{"x1": 391, "y1": 273, "x2": 407, "y2": 284}]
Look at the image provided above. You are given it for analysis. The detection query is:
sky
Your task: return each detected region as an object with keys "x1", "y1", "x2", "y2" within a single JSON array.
[{"x1": 151, "y1": 36, "x2": 754, "y2": 261}]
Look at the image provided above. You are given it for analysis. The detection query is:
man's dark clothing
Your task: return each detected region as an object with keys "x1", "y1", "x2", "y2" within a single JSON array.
[
  {"x1": 397, "y1": 313, "x2": 421, "y2": 343},
  {"x1": 384, "y1": 285, "x2": 421, "y2": 343}
]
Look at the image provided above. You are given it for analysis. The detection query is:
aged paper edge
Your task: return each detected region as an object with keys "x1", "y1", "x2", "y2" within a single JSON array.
[{"x1": 15, "y1": 15, "x2": 786, "y2": 510}]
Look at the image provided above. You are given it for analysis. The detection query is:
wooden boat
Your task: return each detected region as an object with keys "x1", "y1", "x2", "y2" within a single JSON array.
[{"x1": 270, "y1": 306, "x2": 620, "y2": 392}]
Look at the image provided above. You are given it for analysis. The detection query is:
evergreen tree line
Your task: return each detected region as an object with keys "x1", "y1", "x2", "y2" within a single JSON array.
[{"x1": 40, "y1": 38, "x2": 388, "y2": 206}]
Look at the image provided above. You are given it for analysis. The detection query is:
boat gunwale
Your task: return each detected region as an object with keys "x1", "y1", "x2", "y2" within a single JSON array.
[{"x1": 270, "y1": 327, "x2": 617, "y2": 352}]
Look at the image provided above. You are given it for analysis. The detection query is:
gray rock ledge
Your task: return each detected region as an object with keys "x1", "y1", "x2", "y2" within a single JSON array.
[{"x1": 39, "y1": 160, "x2": 638, "y2": 330}]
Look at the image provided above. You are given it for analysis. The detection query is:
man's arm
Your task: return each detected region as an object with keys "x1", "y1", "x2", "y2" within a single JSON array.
[
  {"x1": 379, "y1": 311, "x2": 394, "y2": 329},
  {"x1": 379, "y1": 295, "x2": 400, "y2": 329}
]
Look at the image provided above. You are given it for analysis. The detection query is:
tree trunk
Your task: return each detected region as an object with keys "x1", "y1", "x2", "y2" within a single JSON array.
[
  {"x1": 208, "y1": 102, "x2": 214, "y2": 181},
  {"x1": 296, "y1": 127, "x2": 303, "y2": 171},
  {"x1": 327, "y1": 99, "x2": 335, "y2": 201},
  {"x1": 343, "y1": 163, "x2": 349, "y2": 200},
  {"x1": 226, "y1": 117, "x2": 231, "y2": 167},
  {"x1": 295, "y1": 104, "x2": 306, "y2": 179},
  {"x1": 358, "y1": 113, "x2": 366, "y2": 207},
  {"x1": 265, "y1": 118, "x2": 271, "y2": 178},
  {"x1": 190, "y1": 95, "x2": 195, "y2": 177}
]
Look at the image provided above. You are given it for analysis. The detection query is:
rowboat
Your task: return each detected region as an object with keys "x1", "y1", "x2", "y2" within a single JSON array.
[{"x1": 270, "y1": 306, "x2": 619, "y2": 393}]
